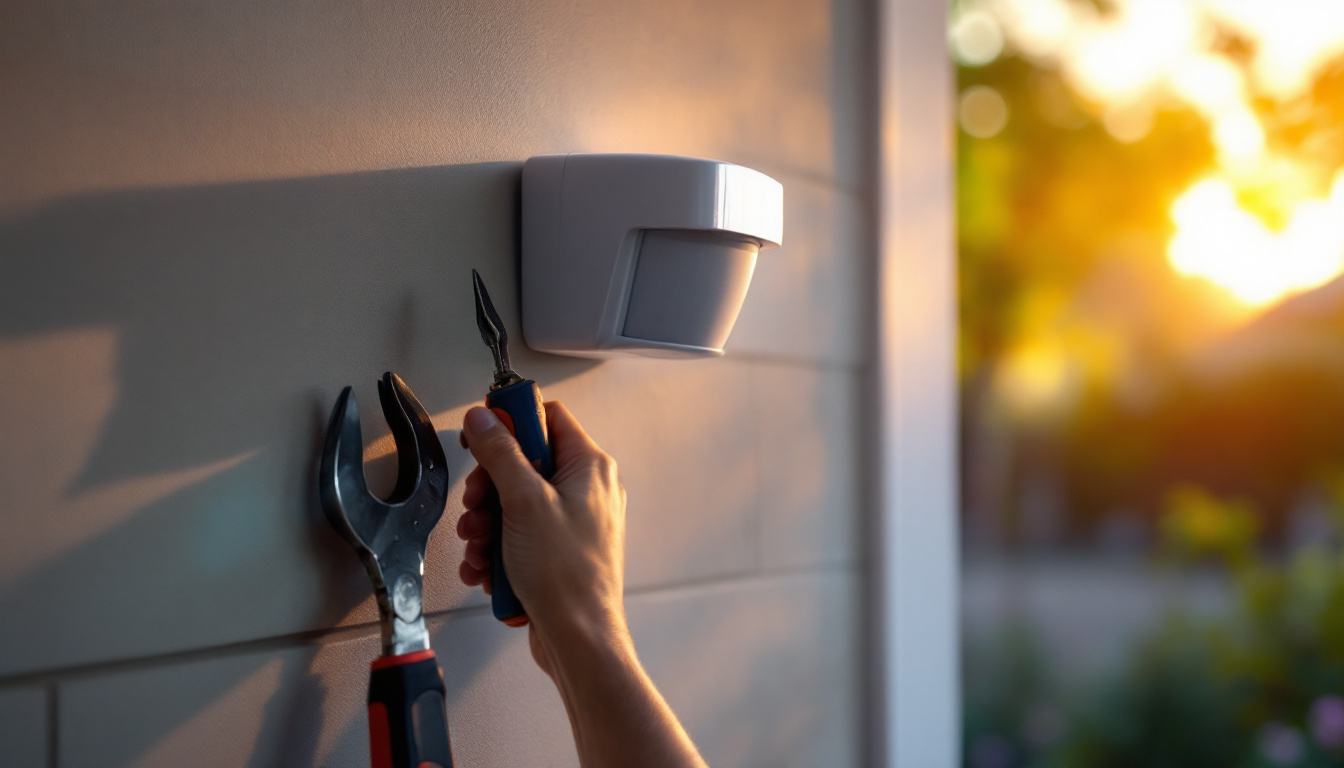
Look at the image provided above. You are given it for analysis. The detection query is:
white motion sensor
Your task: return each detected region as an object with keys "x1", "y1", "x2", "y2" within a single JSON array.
[{"x1": 521, "y1": 153, "x2": 783, "y2": 358}]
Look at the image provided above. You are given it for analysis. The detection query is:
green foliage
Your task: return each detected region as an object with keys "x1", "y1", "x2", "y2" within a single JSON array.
[
  {"x1": 957, "y1": 56, "x2": 1213, "y2": 384},
  {"x1": 965, "y1": 488, "x2": 1344, "y2": 767},
  {"x1": 1057, "y1": 618, "x2": 1248, "y2": 768},
  {"x1": 963, "y1": 620, "x2": 1069, "y2": 768},
  {"x1": 1159, "y1": 485, "x2": 1260, "y2": 569}
]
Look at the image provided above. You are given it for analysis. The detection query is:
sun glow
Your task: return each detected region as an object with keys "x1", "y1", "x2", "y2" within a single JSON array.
[
  {"x1": 1167, "y1": 172, "x2": 1344, "y2": 305},
  {"x1": 959, "y1": 0, "x2": 1344, "y2": 308}
]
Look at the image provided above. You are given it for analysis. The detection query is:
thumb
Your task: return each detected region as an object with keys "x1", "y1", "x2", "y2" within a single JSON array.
[{"x1": 462, "y1": 406, "x2": 545, "y2": 503}]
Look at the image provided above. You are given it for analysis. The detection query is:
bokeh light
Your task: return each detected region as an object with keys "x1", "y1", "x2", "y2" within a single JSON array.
[
  {"x1": 1101, "y1": 103, "x2": 1153, "y2": 144},
  {"x1": 960, "y1": 85, "x2": 1009, "y2": 138},
  {"x1": 951, "y1": 10, "x2": 1006, "y2": 66}
]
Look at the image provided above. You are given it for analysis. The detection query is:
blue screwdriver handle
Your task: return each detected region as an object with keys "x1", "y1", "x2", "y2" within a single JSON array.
[{"x1": 483, "y1": 379, "x2": 554, "y2": 626}]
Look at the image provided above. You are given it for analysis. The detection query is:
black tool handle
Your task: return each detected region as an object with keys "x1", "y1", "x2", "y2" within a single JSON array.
[
  {"x1": 484, "y1": 379, "x2": 554, "y2": 626},
  {"x1": 367, "y1": 651, "x2": 454, "y2": 768}
]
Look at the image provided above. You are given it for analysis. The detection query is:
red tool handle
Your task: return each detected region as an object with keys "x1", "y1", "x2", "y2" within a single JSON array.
[{"x1": 367, "y1": 651, "x2": 454, "y2": 768}]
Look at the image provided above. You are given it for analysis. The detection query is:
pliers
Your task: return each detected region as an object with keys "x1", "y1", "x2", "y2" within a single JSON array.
[
  {"x1": 472, "y1": 269, "x2": 555, "y2": 626},
  {"x1": 319, "y1": 372, "x2": 454, "y2": 768}
]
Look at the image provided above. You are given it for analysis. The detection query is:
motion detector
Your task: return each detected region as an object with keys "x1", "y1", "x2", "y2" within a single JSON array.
[{"x1": 521, "y1": 153, "x2": 783, "y2": 358}]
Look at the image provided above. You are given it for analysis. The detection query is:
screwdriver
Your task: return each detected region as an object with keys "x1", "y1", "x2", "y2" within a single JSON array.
[{"x1": 471, "y1": 269, "x2": 555, "y2": 627}]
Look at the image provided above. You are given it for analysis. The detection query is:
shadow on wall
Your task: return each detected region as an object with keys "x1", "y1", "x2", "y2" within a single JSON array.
[
  {"x1": 0, "y1": 163, "x2": 598, "y2": 764},
  {"x1": 0, "y1": 162, "x2": 597, "y2": 491}
]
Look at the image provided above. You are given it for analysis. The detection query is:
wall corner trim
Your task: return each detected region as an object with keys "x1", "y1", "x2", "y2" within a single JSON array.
[{"x1": 873, "y1": 0, "x2": 961, "y2": 766}]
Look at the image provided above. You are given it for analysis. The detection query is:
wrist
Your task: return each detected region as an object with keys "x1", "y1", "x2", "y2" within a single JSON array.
[
  {"x1": 533, "y1": 597, "x2": 633, "y2": 671},
  {"x1": 526, "y1": 560, "x2": 627, "y2": 652},
  {"x1": 530, "y1": 595, "x2": 707, "y2": 768}
]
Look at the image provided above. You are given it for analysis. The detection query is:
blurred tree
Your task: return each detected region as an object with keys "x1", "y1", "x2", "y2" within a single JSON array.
[{"x1": 959, "y1": 15, "x2": 1344, "y2": 544}]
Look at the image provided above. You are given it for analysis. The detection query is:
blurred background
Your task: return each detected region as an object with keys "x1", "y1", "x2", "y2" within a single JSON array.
[{"x1": 953, "y1": 1, "x2": 1344, "y2": 766}]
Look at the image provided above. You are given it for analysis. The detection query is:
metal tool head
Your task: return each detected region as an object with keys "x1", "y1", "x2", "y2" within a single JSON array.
[
  {"x1": 472, "y1": 269, "x2": 523, "y2": 390},
  {"x1": 319, "y1": 372, "x2": 449, "y2": 655}
]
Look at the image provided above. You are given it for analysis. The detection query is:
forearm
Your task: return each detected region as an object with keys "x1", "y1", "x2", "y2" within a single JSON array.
[
  {"x1": 539, "y1": 614, "x2": 708, "y2": 768},
  {"x1": 460, "y1": 403, "x2": 701, "y2": 765}
]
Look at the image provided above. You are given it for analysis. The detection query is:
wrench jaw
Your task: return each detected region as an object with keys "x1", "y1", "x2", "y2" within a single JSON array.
[
  {"x1": 382, "y1": 371, "x2": 450, "y2": 521},
  {"x1": 319, "y1": 373, "x2": 450, "y2": 657},
  {"x1": 318, "y1": 385, "x2": 370, "y2": 549}
]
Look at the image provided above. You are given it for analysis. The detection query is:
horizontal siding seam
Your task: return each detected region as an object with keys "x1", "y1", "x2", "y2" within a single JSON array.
[
  {"x1": 0, "y1": 562, "x2": 861, "y2": 688},
  {"x1": 625, "y1": 561, "x2": 859, "y2": 601}
]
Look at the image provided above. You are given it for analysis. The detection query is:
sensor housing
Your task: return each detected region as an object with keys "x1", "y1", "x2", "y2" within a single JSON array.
[{"x1": 521, "y1": 153, "x2": 783, "y2": 358}]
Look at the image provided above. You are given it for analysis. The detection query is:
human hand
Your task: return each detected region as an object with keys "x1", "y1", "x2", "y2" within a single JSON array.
[
  {"x1": 456, "y1": 401, "x2": 628, "y2": 673},
  {"x1": 457, "y1": 401, "x2": 706, "y2": 768}
]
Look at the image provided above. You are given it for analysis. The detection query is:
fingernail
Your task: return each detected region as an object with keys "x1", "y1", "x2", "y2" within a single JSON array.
[{"x1": 464, "y1": 407, "x2": 498, "y2": 435}]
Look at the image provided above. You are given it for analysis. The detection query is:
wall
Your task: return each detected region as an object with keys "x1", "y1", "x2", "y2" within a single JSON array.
[{"x1": 0, "y1": 1, "x2": 875, "y2": 766}]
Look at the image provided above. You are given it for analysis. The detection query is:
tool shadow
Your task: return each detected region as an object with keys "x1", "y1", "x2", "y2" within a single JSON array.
[{"x1": 0, "y1": 162, "x2": 598, "y2": 765}]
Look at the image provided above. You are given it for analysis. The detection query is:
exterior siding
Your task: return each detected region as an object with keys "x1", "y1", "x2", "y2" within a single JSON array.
[{"x1": 0, "y1": 1, "x2": 875, "y2": 765}]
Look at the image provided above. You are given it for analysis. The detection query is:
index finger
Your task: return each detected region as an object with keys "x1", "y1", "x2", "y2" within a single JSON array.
[{"x1": 543, "y1": 401, "x2": 603, "y2": 467}]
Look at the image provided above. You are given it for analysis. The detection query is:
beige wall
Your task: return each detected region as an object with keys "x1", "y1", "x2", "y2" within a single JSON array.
[{"x1": 0, "y1": 2, "x2": 875, "y2": 765}]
